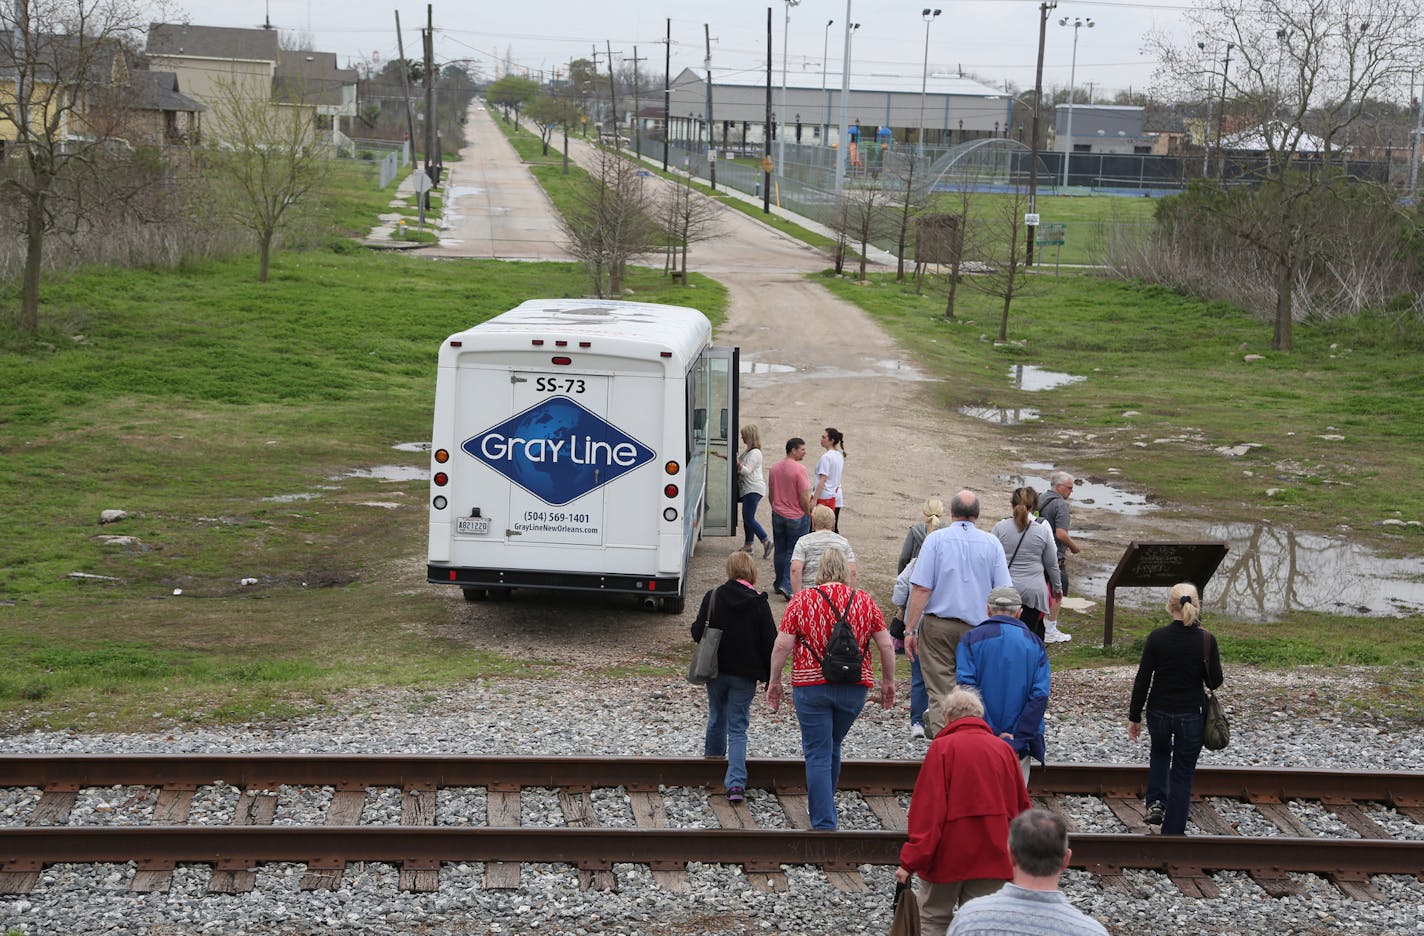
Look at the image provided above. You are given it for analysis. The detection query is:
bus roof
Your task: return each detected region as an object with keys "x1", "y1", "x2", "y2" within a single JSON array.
[{"x1": 452, "y1": 299, "x2": 712, "y2": 369}]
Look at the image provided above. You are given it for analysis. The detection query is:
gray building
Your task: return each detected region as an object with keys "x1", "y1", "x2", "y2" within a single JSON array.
[
  {"x1": 1053, "y1": 104, "x2": 1154, "y2": 155},
  {"x1": 667, "y1": 67, "x2": 1010, "y2": 151}
]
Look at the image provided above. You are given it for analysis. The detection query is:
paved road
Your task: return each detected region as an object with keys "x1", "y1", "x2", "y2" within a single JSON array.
[{"x1": 426, "y1": 103, "x2": 569, "y2": 260}]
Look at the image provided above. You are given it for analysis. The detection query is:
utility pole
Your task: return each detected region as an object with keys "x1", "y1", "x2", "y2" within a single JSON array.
[
  {"x1": 764, "y1": 6, "x2": 772, "y2": 214},
  {"x1": 1410, "y1": 71, "x2": 1423, "y2": 198},
  {"x1": 564, "y1": 57, "x2": 575, "y2": 175},
  {"x1": 394, "y1": 11, "x2": 419, "y2": 170},
  {"x1": 422, "y1": 4, "x2": 435, "y2": 183},
  {"x1": 591, "y1": 45, "x2": 603, "y2": 131},
  {"x1": 1026, "y1": 0, "x2": 1055, "y2": 266},
  {"x1": 1214, "y1": 43, "x2": 1233, "y2": 178},
  {"x1": 606, "y1": 40, "x2": 620, "y2": 149},
  {"x1": 628, "y1": 46, "x2": 646, "y2": 159},
  {"x1": 663, "y1": 19, "x2": 671, "y2": 172},
  {"x1": 705, "y1": 24, "x2": 717, "y2": 191},
  {"x1": 833, "y1": 4, "x2": 852, "y2": 198}
]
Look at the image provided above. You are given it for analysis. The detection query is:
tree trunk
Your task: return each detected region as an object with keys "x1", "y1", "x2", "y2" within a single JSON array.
[
  {"x1": 858, "y1": 235, "x2": 869, "y2": 280},
  {"x1": 945, "y1": 259, "x2": 960, "y2": 319},
  {"x1": 258, "y1": 229, "x2": 274, "y2": 283},
  {"x1": 1272, "y1": 258, "x2": 1294, "y2": 351},
  {"x1": 20, "y1": 190, "x2": 47, "y2": 336},
  {"x1": 998, "y1": 257, "x2": 1017, "y2": 341},
  {"x1": 681, "y1": 243, "x2": 689, "y2": 285}
]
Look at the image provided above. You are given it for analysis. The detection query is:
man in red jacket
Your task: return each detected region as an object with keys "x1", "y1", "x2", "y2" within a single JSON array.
[{"x1": 895, "y1": 685, "x2": 1031, "y2": 933}]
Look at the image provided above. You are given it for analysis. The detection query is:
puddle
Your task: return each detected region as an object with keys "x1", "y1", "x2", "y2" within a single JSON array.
[
  {"x1": 392, "y1": 442, "x2": 432, "y2": 452},
  {"x1": 1011, "y1": 365, "x2": 1085, "y2": 392},
  {"x1": 739, "y1": 359, "x2": 932, "y2": 383},
  {"x1": 962, "y1": 405, "x2": 1041, "y2": 425},
  {"x1": 1080, "y1": 523, "x2": 1424, "y2": 621},
  {"x1": 447, "y1": 185, "x2": 484, "y2": 198},
  {"x1": 740, "y1": 361, "x2": 797, "y2": 375},
  {"x1": 1008, "y1": 468, "x2": 1157, "y2": 516},
  {"x1": 335, "y1": 465, "x2": 429, "y2": 482},
  {"x1": 262, "y1": 493, "x2": 319, "y2": 503}
]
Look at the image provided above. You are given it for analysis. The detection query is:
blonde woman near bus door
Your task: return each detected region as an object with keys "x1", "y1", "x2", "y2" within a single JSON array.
[
  {"x1": 811, "y1": 427, "x2": 846, "y2": 533},
  {"x1": 737, "y1": 425, "x2": 772, "y2": 559},
  {"x1": 1127, "y1": 582, "x2": 1224, "y2": 835}
]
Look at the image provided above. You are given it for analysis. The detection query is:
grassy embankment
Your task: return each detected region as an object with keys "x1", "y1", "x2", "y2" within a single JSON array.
[
  {"x1": 0, "y1": 161, "x2": 728, "y2": 730},
  {"x1": 818, "y1": 272, "x2": 1424, "y2": 714}
]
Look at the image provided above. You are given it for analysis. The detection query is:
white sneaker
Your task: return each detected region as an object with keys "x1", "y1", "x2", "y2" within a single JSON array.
[
  {"x1": 1044, "y1": 623, "x2": 1073, "y2": 643},
  {"x1": 910, "y1": 723, "x2": 926, "y2": 740}
]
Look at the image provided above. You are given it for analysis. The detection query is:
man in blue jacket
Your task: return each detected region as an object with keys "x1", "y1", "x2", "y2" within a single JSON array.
[{"x1": 957, "y1": 586, "x2": 1051, "y2": 784}]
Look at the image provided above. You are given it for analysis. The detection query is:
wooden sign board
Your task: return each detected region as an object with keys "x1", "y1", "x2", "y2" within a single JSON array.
[{"x1": 1102, "y1": 541, "x2": 1229, "y2": 646}]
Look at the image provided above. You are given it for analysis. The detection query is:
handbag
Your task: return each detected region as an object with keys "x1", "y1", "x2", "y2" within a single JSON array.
[
  {"x1": 888, "y1": 881, "x2": 921, "y2": 936},
  {"x1": 1201, "y1": 629, "x2": 1230, "y2": 751},
  {"x1": 686, "y1": 589, "x2": 721, "y2": 684}
]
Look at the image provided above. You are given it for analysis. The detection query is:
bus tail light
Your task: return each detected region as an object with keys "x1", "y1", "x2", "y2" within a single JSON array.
[{"x1": 664, "y1": 484, "x2": 678, "y2": 498}]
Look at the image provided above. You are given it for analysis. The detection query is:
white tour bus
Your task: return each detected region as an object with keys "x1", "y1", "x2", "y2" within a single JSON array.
[{"x1": 426, "y1": 299, "x2": 739, "y2": 613}]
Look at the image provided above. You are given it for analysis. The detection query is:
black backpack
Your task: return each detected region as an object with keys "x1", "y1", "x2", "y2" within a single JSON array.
[{"x1": 811, "y1": 587, "x2": 869, "y2": 684}]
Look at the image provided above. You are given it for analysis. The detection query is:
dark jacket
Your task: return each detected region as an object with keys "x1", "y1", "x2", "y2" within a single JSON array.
[
  {"x1": 1036, "y1": 488, "x2": 1070, "y2": 562},
  {"x1": 1129, "y1": 621, "x2": 1224, "y2": 721},
  {"x1": 957, "y1": 615, "x2": 1051, "y2": 765},
  {"x1": 691, "y1": 580, "x2": 777, "y2": 682}
]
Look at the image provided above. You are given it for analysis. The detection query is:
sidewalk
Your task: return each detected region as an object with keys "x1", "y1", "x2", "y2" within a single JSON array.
[{"x1": 363, "y1": 167, "x2": 441, "y2": 249}]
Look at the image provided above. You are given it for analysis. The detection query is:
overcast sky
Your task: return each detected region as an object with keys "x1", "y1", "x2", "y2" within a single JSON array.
[{"x1": 160, "y1": 0, "x2": 1195, "y2": 100}]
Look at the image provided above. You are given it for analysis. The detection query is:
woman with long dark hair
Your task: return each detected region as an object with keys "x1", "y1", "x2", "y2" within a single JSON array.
[
  {"x1": 1127, "y1": 582, "x2": 1224, "y2": 835},
  {"x1": 811, "y1": 427, "x2": 846, "y2": 532}
]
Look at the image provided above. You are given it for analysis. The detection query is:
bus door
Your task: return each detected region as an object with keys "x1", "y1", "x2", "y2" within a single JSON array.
[{"x1": 701, "y1": 346, "x2": 739, "y2": 537}]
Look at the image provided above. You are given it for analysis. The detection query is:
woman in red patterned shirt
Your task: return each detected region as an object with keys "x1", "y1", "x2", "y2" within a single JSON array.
[{"x1": 768, "y1": 549, "x2": 896, "y2": 829}]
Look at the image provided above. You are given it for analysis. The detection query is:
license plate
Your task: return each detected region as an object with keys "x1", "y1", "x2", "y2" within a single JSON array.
[{"x1": 456, "y1": 516, "x2": 491, "y2": 535}]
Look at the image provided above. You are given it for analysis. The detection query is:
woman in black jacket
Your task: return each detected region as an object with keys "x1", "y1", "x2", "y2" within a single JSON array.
[
  {"x1": 1127, "y1": 582, "x2": 1224, "y2": 835},
  {"x1": 692, "y1": 550, "x2": 778, "y2": 802}
]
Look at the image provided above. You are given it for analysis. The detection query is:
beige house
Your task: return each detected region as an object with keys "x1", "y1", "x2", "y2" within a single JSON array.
[{"x1": 145, "y1": 23, "x2": 356, "y2": 148}]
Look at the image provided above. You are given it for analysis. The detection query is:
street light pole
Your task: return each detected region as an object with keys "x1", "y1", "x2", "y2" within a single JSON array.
[
  {"x1": 821, "y1": 19, "x2": 833, "y2": 144},
  {"x1": 917, "y1": 8, "x2": 940, "y2": 154},
  {"x1": 779, "y1": 0, "x2": 799, "y2": 199},
  {"x1": 1058, "y1": 16, "x2": 1093, "y2": 190},
  {"x1": 833, "y1": 10, "x2": 856, "y2": 197}
]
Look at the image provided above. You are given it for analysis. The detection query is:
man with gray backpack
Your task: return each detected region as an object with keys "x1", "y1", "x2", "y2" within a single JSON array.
[{"x1": 768, "y1": 549, "x2": 896, "y2": 830}]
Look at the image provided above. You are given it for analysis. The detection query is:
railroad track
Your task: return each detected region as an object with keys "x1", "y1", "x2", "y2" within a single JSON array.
[{"x1": 2, "y1": 755, "x2": 1421, "y2": 900}]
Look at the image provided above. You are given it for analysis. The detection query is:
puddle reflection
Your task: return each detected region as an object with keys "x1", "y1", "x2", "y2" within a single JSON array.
[
  {"x1": 1081, "y1": 523, "x2": 1424, "y2": 621},
  {"x1": 963, "y1": 406, "x2": 1041, "y2": 425},
  {"x1": 740, "y1": 359, "x2": 932, "y2": 383},
  {"x1": 1009, "y1": 470, "x2": 1156, "y2": 515},
  {"x1": 1010, "y1": 365, "x2": 1086, "y2": 392},
  {"x1": 740, "y1": 361, "x2": 797, "y2": 374}
]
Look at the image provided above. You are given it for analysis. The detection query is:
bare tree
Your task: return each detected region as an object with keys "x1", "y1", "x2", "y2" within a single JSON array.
[
  {"x1": 1148, "y1": 0, "x2": 1422, "y2": 350},
  {"x1": 202, "y1": 74, "x2": 329, "y2": 282},
  {"x1": 833, "y1": 183, "x2": 893, "y2": 280},
  {"x1": 524, "y1": 93, "x2": 577, "y2": 157},
  {"x1": 659, "y1": 173, "x2": 723, "y2": 285},
  {"x1": 963, "y1": 183, "x2": 1035, "y2": 341},
  {"x1": 882, "y1": 149, "x2": 931, "y2": 282},
  {"x1": 557, "y1": 146, "x2": 660, "y2": 296},
  {"x1": 0, "y1": 0, "x2": 147, "y2": 337}
]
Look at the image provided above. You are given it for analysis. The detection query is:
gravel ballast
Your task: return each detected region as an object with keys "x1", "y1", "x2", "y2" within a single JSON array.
[{"x1": 2, "y1": 668, "x2": 1423, "y2": 936}]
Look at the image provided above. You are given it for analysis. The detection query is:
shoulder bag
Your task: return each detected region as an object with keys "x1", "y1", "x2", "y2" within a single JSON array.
[
  {"x1": 1201, "y1": 628, "x2": 1230, "y2": 751},
  {"x1": 687, "y1": 589, "x2": 722, "y2": 685}
]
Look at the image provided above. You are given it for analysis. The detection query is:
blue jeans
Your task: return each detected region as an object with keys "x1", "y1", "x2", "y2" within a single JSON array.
[
  {"x1": 909, "y1": 657, "x2": 928, "y2": 728},
  {"x1": 793, "y1": 681, "x2": 869, "y2": 829},
  {"x1": 705, "y1": 673, "x2": 759, "y2": 790},
  {"x1": 1146, "y1": 709, "x2": 1204, "y2": 836},
  {"x1": 741, "y1": 493, "x2": 769, "y2": 546},
  {"x1": 771, "y1": 513, "x2": 810, "y2": 594}
]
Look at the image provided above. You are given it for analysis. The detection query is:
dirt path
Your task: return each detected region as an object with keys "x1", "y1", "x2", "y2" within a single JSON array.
[{"x1": 426, "y1": 104, "x2": 1163, "y2": 665}]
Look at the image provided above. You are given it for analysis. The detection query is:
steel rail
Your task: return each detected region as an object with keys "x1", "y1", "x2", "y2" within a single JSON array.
[
  {"x1": 3, "y1": 828, "x2": 1422, "y2": 877},
  {"x1": 2, "y1": 756, "x2": 1421, "y2": 805}
]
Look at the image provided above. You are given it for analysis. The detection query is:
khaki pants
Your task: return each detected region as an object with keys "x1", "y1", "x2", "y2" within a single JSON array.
[
  {"x1": 919, "y1": 615, "x2": 973, "y2": 739},
  {"x1": 920, "y1": 877, "x2": 1004, "y2": 932}
]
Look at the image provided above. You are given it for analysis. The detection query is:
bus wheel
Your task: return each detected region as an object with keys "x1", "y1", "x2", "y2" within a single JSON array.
[
  {"x1": 660, "y1": 596, "x2": 686, "y2": 614},
  {"x1": 462, "y1": 588, "x2": 488, "y2": 602}
]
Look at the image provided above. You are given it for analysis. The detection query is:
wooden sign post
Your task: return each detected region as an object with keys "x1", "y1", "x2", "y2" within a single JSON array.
[{"x1": 1103, "y1": 541, "x2": 1230, "y2": 647}]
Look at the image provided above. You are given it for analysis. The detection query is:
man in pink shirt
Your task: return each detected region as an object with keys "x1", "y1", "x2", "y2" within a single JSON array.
[{"x1": 766, "y1": 437, "x2": 812, "y2": 599}]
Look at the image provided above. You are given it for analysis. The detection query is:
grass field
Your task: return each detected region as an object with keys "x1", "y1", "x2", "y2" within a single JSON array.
[
  {"x1": 0, "y1": 110, "x2": 1418, "y2": 731},
  {"x1": 0, "y1": 243, "x2": 727, "y2": 729}
]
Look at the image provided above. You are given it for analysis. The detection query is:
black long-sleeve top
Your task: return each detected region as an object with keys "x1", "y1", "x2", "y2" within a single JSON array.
[
  {"x1": 691, "y1": 580, "x2": 777, "y2": 682},
  {"x1": 1129, "y1": 620, "x2": 1224, "y2": 721}
]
